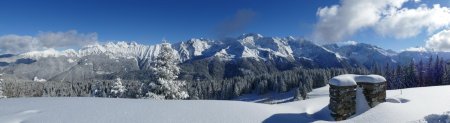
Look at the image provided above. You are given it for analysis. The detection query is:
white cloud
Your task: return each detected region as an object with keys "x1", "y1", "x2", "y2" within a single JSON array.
[
  {"x1": 0, "y1": 30, "x2": 97, "y2": 54},
  {"x1": 376, "y1": 4, "x2": 450, "y2": 38},
  {"x1": 337, "y1": 40, "x2": 358, "y2": 47},
  {"x1": 314, "y1": 0, "x2": 408, "y2": 43},
  {"x1": 403, "y1": 46, "x2": 427, "y2": 52},
  {"x1": 425, "y1": 29, "x2": 450, "y2": 52},
  {"x1": 0, "y1": 35, "x2": 38, "y2": 54},
  {"x1": 314, "y1": 0, "x2": 450, "y2": 43}
]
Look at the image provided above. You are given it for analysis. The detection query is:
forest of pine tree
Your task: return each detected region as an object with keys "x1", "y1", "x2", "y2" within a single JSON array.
[
  {"x1": 1, "y1": 55, "x2": 449, "y2": 100},
  {"x1": 381, "y1": 55, "x2": 450, "y2": 89}
]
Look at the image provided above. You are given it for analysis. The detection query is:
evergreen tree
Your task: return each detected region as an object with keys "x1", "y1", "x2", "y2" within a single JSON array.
[
  {"x1": 438, "y1": 58, "x2": 447, "y2": 85},
  {"x1": 427, "y1": 56, "x2": 434, "y2": 86},
  {"x1": 384, "y1": 63, "x2": 391, "y2": 79},
  {"x1": 148, "y1": 43, "x2": 189, "y2": 99},
  {"x1": 293, "y1": 85, "x2": 307, "y2": 101},
  {"x1": 417, "y1": 59, "x2": 424, "y2": 86},
  {"x1": 434, "y1": 56, "x2": 441, "y2": 85},
  {"x1": 371, "y1": 62, "x2": 381, "y2": 75},
  {"x1": 0, "y1": 75, "x2": 6, "y2": 98},
  {"x1": 110, "y1": 78, "x2": 127, "y2": 98},
  {"x1": 91, "y1": 82, "x2": 104, "y2": 97},
  {"x1": 435, "y1": 57, "x2": 445, "y2": 85},
  {"x1": 384, "y1": 63, "x2": 396, "y2": 89},
  {"x1": 443, "y1": 62, "x2": 450, "y2": 85},
  {"x1": 406, "y1": 60, "x2": 417, "y2": 87},
  {"x1": 394, "y1": 65, "x2": 404, "y2": 89},
  {"x1": 255, "y1": 79, "x2": 268, "y2": 94}
]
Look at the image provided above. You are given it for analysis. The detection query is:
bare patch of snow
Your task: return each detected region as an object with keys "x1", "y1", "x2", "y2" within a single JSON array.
[
  {"x1": 33, "y1": 77, "x2": 46, "y2": 82},
  {"x1": 214, "y1": 47, "x2": 235, "y2": 60},
  {"x1": 67, "y1": 58, "x2": 75, "y2": 63}
]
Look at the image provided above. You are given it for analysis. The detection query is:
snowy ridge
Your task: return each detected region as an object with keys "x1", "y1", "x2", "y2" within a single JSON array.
[
  {"x1": 13, "y1": 33, "x2": 450, "y2": 68},
  {"x1": 213, "y1": 47, "x2": 235, "y2": 60},
  {"x1": 78, "y1": 41, "x2": 165, "y2": 60},
  {"x1": 177, "y1": 38, "x2": 211, "y2": 61},
  {"x1": 20, "y1": 41, "x2": 179, "y2": 62},
  {"x1": 17, "y1": 34, "x2": 309, "y2": 62},
  {"x1": 237, "y1": 34, "x2": 295, "y2": 60},
  {"x1": 13, "y1": 33, "x2": 414, "y2": 68}
]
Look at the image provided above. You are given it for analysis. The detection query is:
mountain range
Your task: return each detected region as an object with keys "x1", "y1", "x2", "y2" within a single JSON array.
[{"x1": 0, "y1": 33, "x2": 449, "y2": 82}]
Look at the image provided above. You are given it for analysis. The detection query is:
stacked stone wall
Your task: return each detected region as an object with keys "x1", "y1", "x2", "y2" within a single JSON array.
[
  {"x1": 329, "y1": 84, "x2": 356, "y2": 121},
  {"x1": 357, "y1": 82, "x2": 387, "y2": 107},
  {"x1": 329, "y1": 81, "x2": 387, "y2": 121}
]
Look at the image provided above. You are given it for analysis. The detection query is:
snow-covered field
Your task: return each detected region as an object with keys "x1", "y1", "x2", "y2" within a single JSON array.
[{"x1": 1, "y1": 85, "x2": 450, "y2": 123}]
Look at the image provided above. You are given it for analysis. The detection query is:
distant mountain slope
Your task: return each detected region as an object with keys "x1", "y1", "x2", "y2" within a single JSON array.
[{"x1": 1, "y1": 33, "x2": 450, "y2": 82}]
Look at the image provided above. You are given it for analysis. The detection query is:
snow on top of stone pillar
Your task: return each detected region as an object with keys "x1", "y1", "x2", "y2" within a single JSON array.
[
  {"x1": 329, "y1": 74, "x2": 358, "y2": 86},
  {"x1": 329, "y1": 74, "x2": 386, "y2": 86},
  {"x1": 355, "y1": 75, "x2": 386, "y2": 83}
]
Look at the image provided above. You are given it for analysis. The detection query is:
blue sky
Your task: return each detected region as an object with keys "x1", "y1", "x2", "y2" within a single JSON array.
[{"x1": 1, "y1": 0, "x2": 450, "y2": 53}]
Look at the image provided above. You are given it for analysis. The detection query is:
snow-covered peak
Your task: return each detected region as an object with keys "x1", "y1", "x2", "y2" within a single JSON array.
[
  {"x1": 286, "y1": 36, "x2": 296, "y2": 41},
  {"x1": 185, "y1": 38, "x2": 211, "y2": 56},
  {"x1": 319, "y1": 45, "x2": 341, "y2": 56},
  {"x1": 343, "y1": 43, "x2": 396, "y2": 56},
  {"x1": 79, "y1": 43, "x2": 107, "y2": 55},
  {"x1": 213, "y1": 47, "x2": 235, "y2": 60},
  {"x1": 19, "y1": 41, "x2": 170, "y2": 65},
  {"x1": 104, "y1": 41, "x2": 139, "y2": 49},
  {"x1": 80, "y1": 41, "x2": 167, "y2": 60},
  {"x1": 12, "y1": 34, "x2": 409, "y2": 69},
  {"x1": 241, "y1": 46, "x2": 260, "y2": 59},
  {"x1": 177, "y1": 38, "x2": 212, "y2": 61},
  {"x1": 323, "y1": 42, "x2": 398, "y2": 67},
  {"x1": 238, "y1": 33, "x2": 263, "y2": 47},
  {"x1": 239, "y1": 33, "x2": 263, "y2": 39},
  {"x1": 255, "y1": 37, "x2": 293, "y2": 58}
]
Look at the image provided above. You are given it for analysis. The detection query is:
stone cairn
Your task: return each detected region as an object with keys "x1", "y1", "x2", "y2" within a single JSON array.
[{"x1": 328, "y1": 74, "x2": 386, "y2": 121}]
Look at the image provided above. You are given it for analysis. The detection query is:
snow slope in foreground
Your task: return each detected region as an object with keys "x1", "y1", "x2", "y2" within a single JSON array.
[{"x1": 1, "y1": 85, "x2": 450, "y2": 123}]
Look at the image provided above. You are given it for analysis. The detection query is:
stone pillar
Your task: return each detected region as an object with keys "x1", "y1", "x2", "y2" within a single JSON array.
[
  {"x1": 329, "y1": 84, "x2": 357, "y2": 121},
  {"x1": 357, "y1": 82, "x2": 387, "y2": 107}
]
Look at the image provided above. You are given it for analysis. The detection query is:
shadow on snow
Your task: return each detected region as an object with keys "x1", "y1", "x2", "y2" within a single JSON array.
[{"x1": 263, "y1": 105, "x2": 334, "y2": 123}]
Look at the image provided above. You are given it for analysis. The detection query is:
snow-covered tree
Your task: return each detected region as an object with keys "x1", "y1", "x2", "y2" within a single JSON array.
[
  {"x1": 91, "y1": 82, "x2": 104, "y2": 97},
  {"x1": 427, "y1": 56, "x2": 434, "y2": 86},
  {"x1": 406, "y1": 59, "x2": 417, "y2": 87},
  {"x1": 147, "y1": 42, "x2": 189, "y2": 99},
  {"x1": 110, "y1": 78, "x2": 127, "y2": 98},
  {"x1": 0, "y1": 74, "x2": 6, "y2": 99},
  {"x1": 294, "y1": 84, "x2": 308, "y2": 101},
  {"x1": 417, "y1": 59, "x2": 424, "y2": 86}
]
